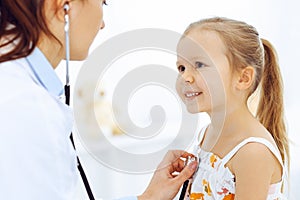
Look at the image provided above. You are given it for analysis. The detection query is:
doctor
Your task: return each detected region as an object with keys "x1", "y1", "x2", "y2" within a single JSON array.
[{"x1": 0, "y1": 0, "x2": 198, "y2": 199}]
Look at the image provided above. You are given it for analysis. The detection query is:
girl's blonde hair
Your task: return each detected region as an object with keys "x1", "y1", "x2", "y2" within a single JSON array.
[{"x1": 184, "y1": 17, "x2": 289, "y2": 167}]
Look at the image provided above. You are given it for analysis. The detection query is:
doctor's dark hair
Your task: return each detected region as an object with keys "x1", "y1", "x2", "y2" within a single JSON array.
[
  {"x1": 0, "y1": 0, "x2": 57, "y2": 63},
  {"x1": 184, "y1": 17, "x2": 289, "y2": 168}
]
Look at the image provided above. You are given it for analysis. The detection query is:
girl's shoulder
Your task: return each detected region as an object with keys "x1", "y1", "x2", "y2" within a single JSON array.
[
  {"x1": 226, "y1": 136, "x2": 284, "y2": 185},
  {"x1": 223, "y1": 136, "x2": 283, "y2": 165}
]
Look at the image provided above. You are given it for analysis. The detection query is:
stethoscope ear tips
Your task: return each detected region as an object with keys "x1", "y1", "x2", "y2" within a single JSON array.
[{"x1": 63, "y1": 3, "x2": 70, "y2": 12}]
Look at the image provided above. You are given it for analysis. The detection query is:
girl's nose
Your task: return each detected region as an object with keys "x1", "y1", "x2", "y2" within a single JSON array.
[{"x1": 182, "y1": 71, "x2": 194, "y2": 83}]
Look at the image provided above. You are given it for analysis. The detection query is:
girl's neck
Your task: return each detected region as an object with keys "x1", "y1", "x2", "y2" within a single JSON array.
[{"x1": 208, "y1": 103, "x2": 256, "y2": 137}]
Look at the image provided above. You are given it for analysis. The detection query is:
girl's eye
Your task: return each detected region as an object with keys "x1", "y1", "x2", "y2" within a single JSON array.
[
  {"x1": 177, "y1": 65, "x2": 185, "y2": 72},
  {"x1": 195, "y1": 61, "x2": 205, "y2": 68}
]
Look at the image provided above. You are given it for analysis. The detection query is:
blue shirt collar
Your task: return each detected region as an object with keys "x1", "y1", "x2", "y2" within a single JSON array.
[{"x1": 26, "y1": 48, "x2": 64, "y2": 97}]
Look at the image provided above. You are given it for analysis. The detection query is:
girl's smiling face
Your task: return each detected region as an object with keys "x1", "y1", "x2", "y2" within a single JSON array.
[{"x1": 176, "y1": 29, "x2": 232, "y2": 115}]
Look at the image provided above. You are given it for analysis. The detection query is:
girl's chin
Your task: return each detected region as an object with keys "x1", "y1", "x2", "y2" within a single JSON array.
[
  {"x1": 186, "y1": 107, "x2": 204, "y2": 114},
  {"x1": 185, "y1": 105, "x2": 210, "y2": 114}
]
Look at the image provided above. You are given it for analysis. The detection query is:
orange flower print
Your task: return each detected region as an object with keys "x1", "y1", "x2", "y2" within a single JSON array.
[
  {"x1": 223, "y1": 193, "x2": 235, "y2": 200},
  {"x1": 210, "y1": 154, "x2": 217, "y2": 168},
  {"x1": 190, "y1": 193, "x2": 205, "y2": 200},
  {"x1": 217, "y1": 187, "x2": 229, "y2": 195},
  {"x1": 202, "y1": 179, "x2": 212, "y2": 196}
]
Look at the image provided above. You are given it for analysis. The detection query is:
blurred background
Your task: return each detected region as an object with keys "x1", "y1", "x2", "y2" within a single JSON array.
[{"x1": 55, "y1": 0, "x2": 300, "y2": 199}]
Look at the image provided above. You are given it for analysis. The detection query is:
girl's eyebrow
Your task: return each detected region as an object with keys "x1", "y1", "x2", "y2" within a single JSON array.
[
  {"x1": 190, "y1": 55, "x2": 208, "y2": 61},
  {"x1": 176, "y1": 55, "x2": 208, "y2": 66},
  {"x1": 176, "y1": 61, "x2": 182, "y2": 66}
]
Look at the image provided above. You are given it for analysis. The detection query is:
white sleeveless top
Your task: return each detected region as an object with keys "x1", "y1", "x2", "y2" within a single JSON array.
[{"x1": 185, "y1": 126, "x2": 286, "y2": 200}]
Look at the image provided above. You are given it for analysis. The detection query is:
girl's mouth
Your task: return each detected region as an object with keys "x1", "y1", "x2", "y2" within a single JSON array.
[{"x1": 184, "y1": 91, "x2": 202, "y2": 98}]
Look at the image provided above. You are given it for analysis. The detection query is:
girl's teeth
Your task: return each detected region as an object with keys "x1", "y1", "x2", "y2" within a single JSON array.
[{"x1": 185, "y1": 92, "x2": 200, "y2": 97}]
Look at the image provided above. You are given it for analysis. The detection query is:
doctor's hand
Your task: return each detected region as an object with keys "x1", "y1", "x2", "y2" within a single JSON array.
[{"x1": 138, "y1": 150, "x2": 198, "y2": 200}]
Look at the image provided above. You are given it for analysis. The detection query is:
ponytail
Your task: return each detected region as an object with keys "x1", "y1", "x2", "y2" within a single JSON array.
[
  {"x1": 257, "y1": 39, "x2": 289, "y2": 167},
  {"x1": 0, "y1": 0, "x2": 54, "y2": 63}
]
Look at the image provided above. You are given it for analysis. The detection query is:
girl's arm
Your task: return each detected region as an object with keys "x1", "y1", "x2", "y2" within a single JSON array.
[{"x1": 231, "y1": 142, "x2": 280, "y2": 200}]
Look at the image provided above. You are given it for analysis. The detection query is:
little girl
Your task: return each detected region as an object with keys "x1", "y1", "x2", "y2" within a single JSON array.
[{"x1": 176, "y1": 17, "x2": 289, "y2": 199}]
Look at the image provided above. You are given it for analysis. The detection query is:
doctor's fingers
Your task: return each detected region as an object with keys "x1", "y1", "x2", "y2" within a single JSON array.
[{"x1": 159, "y1": 150, "x2": 195, "y2": 166}]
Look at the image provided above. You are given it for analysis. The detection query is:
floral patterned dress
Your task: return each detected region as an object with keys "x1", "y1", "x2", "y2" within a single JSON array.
[{"x1": 184, "y1": 127, "x2": 286, "y2": 200}]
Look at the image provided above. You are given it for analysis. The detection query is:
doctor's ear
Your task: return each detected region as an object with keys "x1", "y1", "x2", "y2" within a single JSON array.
[
  {"x1": 235, "y1": 66, "x2": 255, "y2": 91},
  {"x1": 63, "y1": 2, "x2": 70, "y2": 13},
  {"x1": 51, "y1": 0, "x2": 73, "y2": 22}
]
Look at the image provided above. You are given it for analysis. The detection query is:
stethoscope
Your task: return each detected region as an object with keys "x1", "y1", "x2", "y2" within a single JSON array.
[{"x1": 63, "y1": 3, "x2": 95, "y2": 200}]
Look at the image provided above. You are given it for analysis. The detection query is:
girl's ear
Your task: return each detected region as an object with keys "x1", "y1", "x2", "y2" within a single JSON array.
[{"x1": 235, "y1": 66, "x2": 255, "y2": 91}]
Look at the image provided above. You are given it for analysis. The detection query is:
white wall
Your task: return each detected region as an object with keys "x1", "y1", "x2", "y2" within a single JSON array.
[{"x1": 56, "y1": 0, "x2": 300, "y2": 199}]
